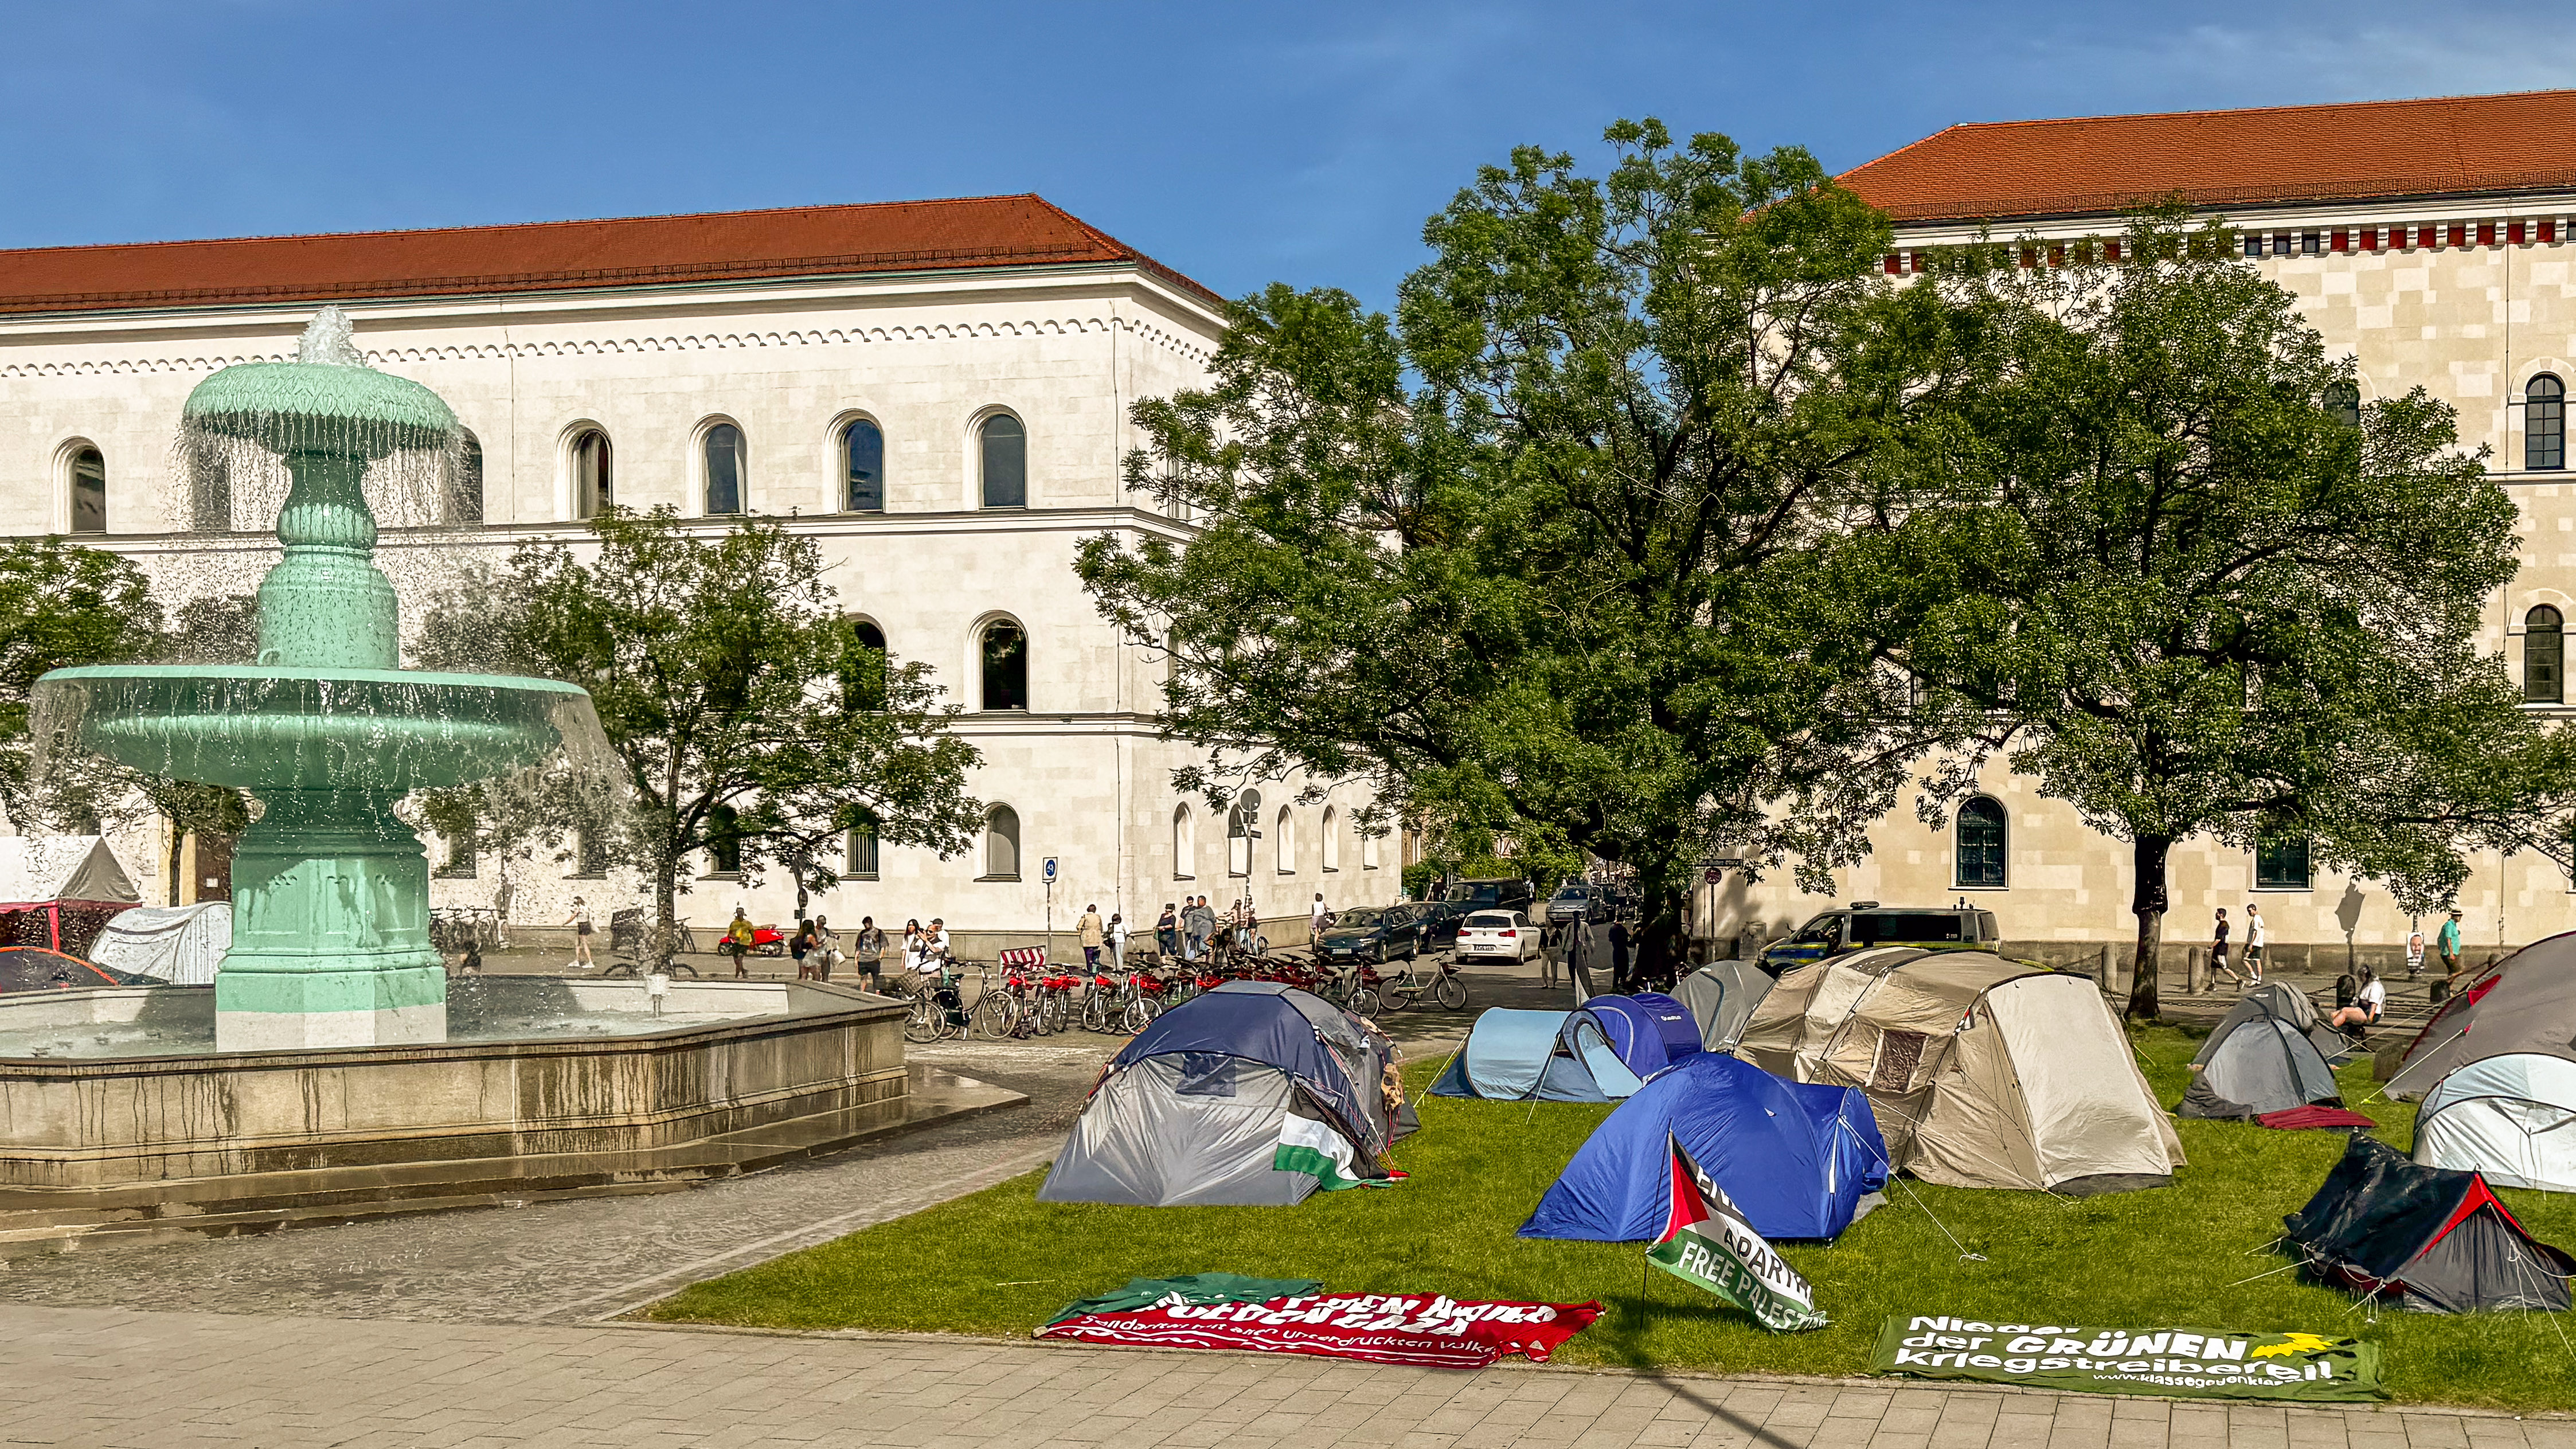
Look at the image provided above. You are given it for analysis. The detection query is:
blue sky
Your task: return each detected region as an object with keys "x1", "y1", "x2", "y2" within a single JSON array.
[{"x1": 5, "y1": 1, "x2": 2570, "y2": 305}]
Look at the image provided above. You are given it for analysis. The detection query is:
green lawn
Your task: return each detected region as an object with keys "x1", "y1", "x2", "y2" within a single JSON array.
[{"x1": 649, "y1": 1028, "x2": 2576, "y2": 1411}]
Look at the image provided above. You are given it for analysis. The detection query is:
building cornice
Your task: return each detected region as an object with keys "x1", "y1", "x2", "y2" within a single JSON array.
[{"x1": 75, "y1": 504, "x2": 1199, "y2": 557}]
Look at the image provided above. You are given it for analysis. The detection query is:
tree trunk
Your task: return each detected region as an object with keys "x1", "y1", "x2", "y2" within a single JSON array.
[
  {"x1": 2125, "y1": 834, "x2": 2171, "y2": 1021},
  {"x1": 654, "y1": 849, "x2": 678, "y2": 971},
  {"x1": 165, "y1": 818, "x2": 185, "y2": 906}
]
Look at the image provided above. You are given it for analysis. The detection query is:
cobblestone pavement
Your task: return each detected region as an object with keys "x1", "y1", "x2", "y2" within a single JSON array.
[
  {"x1": 0, "y1": 1041, "x2": 1105, "y2": 1325},
  {"x1": 0, "y1": 1302, "x2": 2563, "y2": 1449}
]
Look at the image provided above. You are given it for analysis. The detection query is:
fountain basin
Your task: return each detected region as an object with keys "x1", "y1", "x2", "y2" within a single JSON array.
[{"x1": 0, "y1": 977, "x2": 1024, "y2": 1256}]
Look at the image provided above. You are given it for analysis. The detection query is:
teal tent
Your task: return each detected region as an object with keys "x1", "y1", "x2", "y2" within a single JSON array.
[{"x1": 1430, "y1": 1008, "x2": 1647, "y2": 1102}]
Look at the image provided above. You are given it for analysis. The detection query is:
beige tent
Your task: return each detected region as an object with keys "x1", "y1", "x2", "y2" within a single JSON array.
[{"x1": 1736, "y1": 947, "x2": 2182, "y2": 1195}]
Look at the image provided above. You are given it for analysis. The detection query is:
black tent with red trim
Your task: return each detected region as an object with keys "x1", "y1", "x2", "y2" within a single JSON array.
[{"x1": 2284, "y1": 1132, "x2": 2571, "y2": 1313}]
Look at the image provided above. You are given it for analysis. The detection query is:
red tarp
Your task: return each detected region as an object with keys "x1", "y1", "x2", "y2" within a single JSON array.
[
  {"x1": 2257, "y1": 1106, "x2": 2378, "y2": 1131},
  {"x1": 1036, "y1": 1291, "x2": 1602, "y2": 1369}
]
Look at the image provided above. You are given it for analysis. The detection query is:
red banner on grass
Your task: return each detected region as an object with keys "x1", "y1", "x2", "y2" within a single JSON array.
[{"x1": 1035, "y1": 1291, "x2": 1602, "y2": 1369}]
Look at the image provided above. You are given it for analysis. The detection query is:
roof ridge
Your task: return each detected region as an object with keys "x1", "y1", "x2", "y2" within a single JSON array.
[{"x1": 1930, "y1": 86, "x2": 2576, "y2": 134}]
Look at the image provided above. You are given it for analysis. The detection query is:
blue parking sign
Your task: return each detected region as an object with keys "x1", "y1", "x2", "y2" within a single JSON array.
[{"x1": 1043, "y1": 857, "x2": 1058, "y2": 881}]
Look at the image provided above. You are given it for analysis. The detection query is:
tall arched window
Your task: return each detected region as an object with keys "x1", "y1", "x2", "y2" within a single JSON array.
[
  {"x1": 842, "y1": 618, "x2": 888, "y2": 711},
  {"x1": 2529, "y1": 375, "x2": 2566, "y2": 471},
  {"x1": 703, "y1": 422, "x2": 744, "y2": 515},
  {"x1": 1172, "y1": 804, "x2": 1195, "y2": 880},
  {"x1": 843, "y1": 418, "x2": 884, "y2": 512},
  {"x1": 980, "y1": 619, "x2": 1028, "y2": 710},
  {"x1": 570, "y1": 428, "x2": 612, "y2": 518},
  {"x1": 453, "y1": 430, "x2": 484, "y2": 524},
  {"x1": 68, "y1": 447, "x2": 105, "y2": 534},
  {"x1": 1276, "y1": 807, "x2": 1296, "y2": 874},
  {"x1": 1956, "y1": 796, "x2": 2007, "y2": 888},
  {"x1": 706, "y1": 803, "x2": 742, "y2": 876},
  {"x1": 2324, "y1": 381, "x2": 2361, "y2": 430},
  {"x1": 979, "y1": 413, "x2": 1026, "y2": 509},
  {"x1": 2528, "y1": 605, "x2": 2565, "y2": 703},
  {"x1": 1321, "y1": 807, "x2": 1340, "y2": 872},
  {"x1": 984, "y1": 804, "x2": 1021, "y2": 880},
  {"x1": 1227, "y1": 791, "x2": 1258, "y2": 877},
  {"x1": 1361, "y1": 828, "x2": 1381, "y2": 871}
]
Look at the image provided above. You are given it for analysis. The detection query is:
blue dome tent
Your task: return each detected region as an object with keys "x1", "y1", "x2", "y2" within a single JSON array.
[
  {"x1": 1430, "y1": 1008, "x2": 1648, "y2": 1102},
  {"x1": 1518, "y1": 1050, "x2": 1888, "y2": 1241}
]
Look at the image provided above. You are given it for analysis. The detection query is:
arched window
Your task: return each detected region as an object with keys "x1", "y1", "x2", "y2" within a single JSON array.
[
  {"x1": 2528, "y1": 605, "x2": 2565, "y2": 703},
  {"x1": 570, "y1": 428, "x2": 612, "y2": 518},
  {"x1": 842, "y1": 618, "x2": 888, "y2": 711},
  {"x1": 453, "y1": 430, "x2": 484, "y2": 524},
  {"x1": 1361, "y1": 828, "x2": 1381, "y2": 871},
  {"x1": 68, "y1": 447, "x2": 105, "y2": 534},
  {"x1": 2528, "y1": 375, "x2": 2566, "y2": 471},
  {"x1": 980, "y1": 619, "x2": 1028, "y2": 710},
  {"x1": 1276, "y1": 807, "x2": 1296, "y2": 874},
  {"x1": 1321, "y1": 807, "x2": 1340, "y2": 872},
  {"x1": 1227, "y1": 791, "x2": 1259, "y2": 877},
  {"x1": 703, "y1": 422, "x2": 744, "y2": 515},
  {"x1": 2324, "y1": 381, "x2": 2361, "y2": 430},
  {"x1": 1956, "y1": 796, "x2": 2006, "y2": 888},
  {"x1": 1172, "y1": 804, "x2": 1195, "y2": 880},
  {"x1": 843, "y1": 418, "x2": 884, "y2": 512},
  {"x1": 979, "y1": 413, "x2": 1026, "y2": 509},
  {"x1": 706, "y1": 803, "x2": 742, "y2": 876},
  {"x1": 984, "y1": 804, "x2": 1021, "y2": 880}
]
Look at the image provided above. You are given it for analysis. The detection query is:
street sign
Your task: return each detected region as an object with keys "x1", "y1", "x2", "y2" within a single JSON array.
[
  {"x1": 1703, "y1": 868, "x2": 1723, "y2": 884},
  {"x1": 1042, "y1": 856, "x2": 1059, "y2": 882}
]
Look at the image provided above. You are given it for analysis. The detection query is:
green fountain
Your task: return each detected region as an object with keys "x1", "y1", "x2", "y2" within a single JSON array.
[{"x1": 31, "y1": 308, "x2": 596, "y2": 1051}]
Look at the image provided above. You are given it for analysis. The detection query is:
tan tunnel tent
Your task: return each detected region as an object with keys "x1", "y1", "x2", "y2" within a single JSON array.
[{"x1": 1735, "y1": 948, "x2": 2182, "y2": 1195}]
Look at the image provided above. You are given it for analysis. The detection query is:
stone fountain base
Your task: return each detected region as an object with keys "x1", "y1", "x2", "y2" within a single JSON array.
[{"x1": 0, "y1": 978, "x2": 1023, "y2": 1257}]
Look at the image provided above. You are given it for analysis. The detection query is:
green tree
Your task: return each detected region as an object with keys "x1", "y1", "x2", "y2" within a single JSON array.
[
  {"x1": 1875, "y1": 214, "x2": 2575, "y2": 1017},
  {"x1": 417, "y1": 508, "x2": 984, "y2": 959},
  {"x1": 0, "y1": 538, "x2": 162, "y2": 827},
  {"x1": 1078, "y1": 120, "x2": 1995, "y2": 981}
]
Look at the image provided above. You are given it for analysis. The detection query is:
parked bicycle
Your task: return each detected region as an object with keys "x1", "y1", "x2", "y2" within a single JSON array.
[{"x1": 1347, "y1": 956, "x2": 1467, "y2": 1015}]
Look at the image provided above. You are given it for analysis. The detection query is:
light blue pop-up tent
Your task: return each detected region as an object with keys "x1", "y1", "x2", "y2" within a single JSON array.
[
  {"x1": 1429, "y1": 1008, "x2": 1648, "y2": 1102},
  {"x1": 1518, "y1": 1050, "x2": 1887, "y2": 1241}
]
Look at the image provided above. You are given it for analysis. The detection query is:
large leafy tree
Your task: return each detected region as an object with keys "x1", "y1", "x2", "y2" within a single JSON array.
[
  {"x1": 1874, "y1": 215, "x2": 2576, "y2": 1017},
  {"x1": 418, "y1": 508, "x2": 984, "y2": 956},
  {"x1": 1078, "y1": 120, "x2": 1997, "y2": 981},
  {"x1": 0, "y1": 538, "x2": 162, "y2": 826}
]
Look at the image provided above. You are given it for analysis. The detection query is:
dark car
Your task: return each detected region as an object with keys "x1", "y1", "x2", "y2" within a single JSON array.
[
  {"x1": 1757, "y1": 904, "x2": 2003, "y2": 977},
  {"x1": 1314, "y1": 904, "x2": 1429, "y2": 964},
  {"x1": 1445, "y1": 878, "x2": 1536, "y2": 915}
]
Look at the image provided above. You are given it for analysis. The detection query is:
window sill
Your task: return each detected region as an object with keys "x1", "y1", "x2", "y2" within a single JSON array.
[
  {"x1": 2250, "y1": 884, "x2": 2313, "y2": 893},
  {"x1": 843, "y1": 873, "x2": 879, "y2": 882},
  {"x1": 1951, "y1": 882, "x2": 2008, "y2": 892},
  {"x1": 976, "y1": 874, "x2": 1022, "y2": 883},
  {"x1": 699, "y1": 871, "x2": 744, "y2": 883},
  {"x1": 1174, "y1": 873, "x2": 1195, "y2": 881}
]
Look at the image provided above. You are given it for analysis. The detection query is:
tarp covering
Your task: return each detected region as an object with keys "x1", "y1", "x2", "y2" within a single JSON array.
[
  {"x1": 0, "y1": 837, "x2": 139, "y2": 907},
  {"x1": 88, "y1": 902, "x2": 231, "y2": 986},
  {"x1": 0, "y1": 948, "x2": 155, "y2": 992},
  {"x1": 1041, "y1": 982, "x2": 1404, "y2": 1207},
  {"x1": 1518, "y1": 1050, "x2": 1888, "y2": 1242},
  {"x1": 1672, "y1": 960, "x2": 1774, "y2": 1051},
  {"x1": 1735, "y1": 949, "x2": 2180, "y2": 1194},
  {"x1": 2283, "y1": 1132, "x2": 2573, "y2": 1313},
  {"x1": 1430, "y1": 1009, "x2": 1647, "y2": 1102},
  {"x1": 2181, "y1": 982, "x2": 2344, "y2": 1119}
]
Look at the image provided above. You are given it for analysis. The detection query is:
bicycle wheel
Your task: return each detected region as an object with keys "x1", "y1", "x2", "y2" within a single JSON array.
[
  {"x1": 600, "y1": 962, "x2": 638, "y2": 979},
  {"x1": 1119, "y1": 996, "x2": 1158, "y2": 1034},
  {"x1": 976, "y1": 990, "x2": 1017, "y2": 1039},
  {"x1": 1434, "y1": 973, "x2": 1468, "y2": 1010},
  {"x1": 904, "y1": 994, "x2": 940, "y2": 1044},
  {"x1": 1347, "y1": 985, "x2": 1382, "y2": 1017},
  {"x1": 1081, "y1": 991, "x2": 1111, "y2": 1033}
]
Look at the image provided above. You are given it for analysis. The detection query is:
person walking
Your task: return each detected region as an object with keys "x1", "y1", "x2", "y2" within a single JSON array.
[
  {"x1": 2437, "y1": 908, "x2": 2465, "y2": 983},
  {"x1": 791, "y1": 920, "x2": 816, "y2": 981},
  {"x1": 1155, "y1": 903, "x2": 1179, "y2": 963},
  {"x1": 2209, "y1": 907, "x2": 2243, "y2": 988},
  {"x1": 1077, "y1": 904, "x2": 1105, "y2": 970},
  {"x1": 810, "y1": 915, "x2": 842, "y2": 983},
  {"x1": 1106, "y1": 912, "x2": 1127, "y2": 972},
  {"x1": 852, "y1": 916, "x2": 887, "y2": 991},
  {"x1": 900, "y1": 919, "x2": 930, "y2": 991},
  {"x1": 561, "y1": 896, "x2": 595, "y2": 971},
  {"x1": 724, "y1": 908, "x2": 756, "y2": 979},
  {"x1": 1608, "y1": 919, "x2": 1633, "y2": 993},
  {"x1": 2243, "y1": 903, "x2": 2266, "y2": 985},
  {"x1": 2405, "y1": 923, "x2": 2427, "y2": 981},
  {"x1": 1309, "y1": 891, "x2": 1330, "y2": 943}
]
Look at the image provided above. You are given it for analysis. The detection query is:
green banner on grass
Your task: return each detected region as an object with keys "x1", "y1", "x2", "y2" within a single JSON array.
[{"x1": 1871, "y1": 1315, "x2": 2383, "y2": 1401}]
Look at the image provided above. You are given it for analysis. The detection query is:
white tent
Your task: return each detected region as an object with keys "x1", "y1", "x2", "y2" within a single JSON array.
[
  {"x1": 88, "y1": 902, "x2": 232, "y2": 985},
  {"x1": 0, "y1": 836, "x2": 139, "y2": 906}
]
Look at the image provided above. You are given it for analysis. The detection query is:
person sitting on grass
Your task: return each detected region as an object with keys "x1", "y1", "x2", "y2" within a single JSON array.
[{"x1": 2329, "y1": 966, "x2": 2384, "y2": 1035}]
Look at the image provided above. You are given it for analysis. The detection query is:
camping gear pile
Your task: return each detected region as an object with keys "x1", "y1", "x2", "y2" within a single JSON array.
[
  {"x1": 88, "y1": 902, "x2": 231, "y2": 986},
  {"x1": 0, "y1": 837, "x2": 139, "y2": 957},
  {"x1": 2284, "y1": 1132, "x2": 2573, "y2": 1313},
  {"x1": 1039, "y1": 980, "x2": 1416, "y2": 1206},
  {"x1": 2180, "y1": 982, "x2": 2347, "y2": 1121},
  {"x1": 2387, "y1": 933, "x2": 2576, "y2": 1193},
  {"x1": 1737, "y1": 947, "x2": 2182, "y2": 1194}
]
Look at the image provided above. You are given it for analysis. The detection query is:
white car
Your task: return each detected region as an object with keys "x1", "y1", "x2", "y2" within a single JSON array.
[{"x1": 1454, "y1": 909, "x2": 1539, "y2": 963}]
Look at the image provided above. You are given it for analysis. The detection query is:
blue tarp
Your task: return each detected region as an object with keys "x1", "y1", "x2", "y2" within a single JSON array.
[
  {"x1": 1517, "y1": 1050, "x2": 1889, "y2": 1241},
  {"x1": 1582, "y1": 994, "x2": 1702, "y2": 1076},
  {"x1": 1430, "y1": 1009, "x2": 1647, "y2": 1102}
]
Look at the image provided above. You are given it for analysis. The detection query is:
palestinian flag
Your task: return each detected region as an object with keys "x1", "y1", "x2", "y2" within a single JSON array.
[
  {"x1": 1273, "y1": 1112, "x2": 1381, "y2": 1191},
  {"x1": 1647, "y1": 1134, "x2": 1828, "y2": 1331}
]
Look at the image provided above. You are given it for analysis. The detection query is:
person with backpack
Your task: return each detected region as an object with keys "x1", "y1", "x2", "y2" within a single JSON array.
[{"x1": 1077, "y1": 904, "x2": 1105, "y2": 969}]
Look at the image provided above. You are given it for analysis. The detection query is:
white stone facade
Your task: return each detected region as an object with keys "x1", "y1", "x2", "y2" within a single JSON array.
[{"x1": 0, "y1": 240, "x2": 1400, "y2": 946}]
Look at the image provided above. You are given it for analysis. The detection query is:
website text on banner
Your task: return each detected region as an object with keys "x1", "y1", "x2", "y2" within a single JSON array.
[
  {"x1": 1649, "y1": 1135, "x2": 1828, "y2": 1331},
  {"x1": 1873, "y1": 1316, "x2": 2384, "y2": 1402},
  {"x1": 1039, "y1": 1290, "x2": 1602, "y2": 1369}
]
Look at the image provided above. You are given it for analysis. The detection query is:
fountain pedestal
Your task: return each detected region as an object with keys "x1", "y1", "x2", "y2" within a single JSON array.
[{"x1": 216, "y1": 791, "x2": 446, "y2": 1049}]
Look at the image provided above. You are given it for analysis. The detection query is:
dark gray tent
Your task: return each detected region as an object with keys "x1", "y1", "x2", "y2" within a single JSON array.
[
  {"x1": 1037, "y1": 981, "x2": 1412, "y2": 1207},
  {"x1": 2285, "y1": 1132, "x2": 2573, "y2": 1313},
  {"x1": 2180, "y1": 982, "x2": 2344, "y2": 1119},
  {"x1": 1672, "y1": 960, "x2": 1773, "y2": 1052}
]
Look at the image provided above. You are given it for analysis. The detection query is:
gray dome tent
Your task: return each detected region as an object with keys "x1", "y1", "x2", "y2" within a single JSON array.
[
  {"x1": 1672, "y1": 959, "x2": 1774, "y2": 1052},
  {"x1": 2179, "y1": 982, "x2": 2346, "y2": 1119},
  {"x1": 2391, "y1": 932, "x2": 2576, "y2": 1192}
]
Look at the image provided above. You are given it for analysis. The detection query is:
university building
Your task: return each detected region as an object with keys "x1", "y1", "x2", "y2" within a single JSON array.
[
  {"x1": 0, "y1": 196, "x2": 1397, "y2": 947},
  {"x1": 1709, "y1": 88, "x2": 2576, "y2": 970}
]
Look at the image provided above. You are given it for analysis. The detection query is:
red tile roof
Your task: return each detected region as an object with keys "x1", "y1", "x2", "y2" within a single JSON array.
[
  {"x1": 0, "y1": 194, "x2": 1219, "y2": 317},
  {"x1": 1841, "y1": 90, "x2": 2576, "y2": 224}
]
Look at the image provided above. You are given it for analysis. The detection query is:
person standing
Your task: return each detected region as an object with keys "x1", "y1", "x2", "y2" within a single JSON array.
[
  {"x1": 1077, "y1": 904, "x2": 1105, "y2": 969},
  {"x1": 1156, "y1": 903, "x2": 1179, "y2": 963},
  {"x1": 2243, "y1": 903, "x2": 2266, "y2": 985},
  {"x1": 810, "y1": 915, "x2": 842, "y2": 983},
  {"x1": 1186, "y1": 896, "x2": 1215, "y2": 962},
  {"x1": 2437, "y1": 908, "x2": 2465, "y2": 982},
  {"x1": 851, "y1": 916, "x2": 886, "y2": 990},
  {"x1": 1608, "y1": 919, "x2": 1633, "y2": 993},
  {"x1": 2405, "y1": 923, "x2": 2426, "y2": 981},
  {"x1": 724, "y1": 908, "x2": 756, "y2": 979},
  {"x1": 561, "y1": 896, "x2": 595, "y2": 971},
  {"x1": 791, "y1": 921, "x2": 816, "y2": 981},
  {"x1": 925, "y1": 918, "x2": 952, "y2": 972},
  {"x1": 1106, "y1": 912, "x2": 1127, "y2": 972},
  {"x1": 2209, "y1": 907, "x2": 2243, "y2": 988},
  {"x1": 1310, "y1": 891, "x2": 1330, "y2": 942}
]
